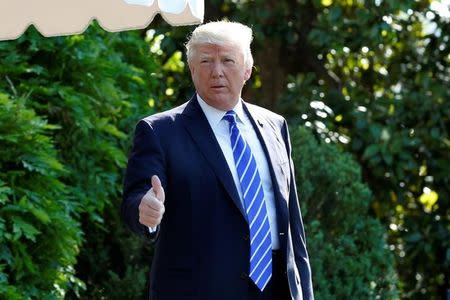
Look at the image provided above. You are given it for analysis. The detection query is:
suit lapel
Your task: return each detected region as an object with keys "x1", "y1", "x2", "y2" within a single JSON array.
[
  {"x1": 243, "y1": 102, "x2": 290, "y2": 235},
  {"x1": 180, "y1": 96, "x2": 247, "y2": 218},
  {"x1": 243, "y1": 103, "x2": 287, "y2": 189}
]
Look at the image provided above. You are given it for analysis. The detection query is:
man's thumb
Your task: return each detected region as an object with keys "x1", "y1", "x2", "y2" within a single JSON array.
[{"x1": 151, "y1": 175, "x2": 164, "y2": 202}]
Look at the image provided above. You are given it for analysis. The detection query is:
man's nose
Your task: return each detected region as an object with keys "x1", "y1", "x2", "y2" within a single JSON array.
[{"x1": 211, "y1": 61, "x2": 224, "y2": 77}]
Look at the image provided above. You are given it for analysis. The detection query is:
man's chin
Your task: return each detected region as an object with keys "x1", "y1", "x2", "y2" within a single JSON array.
[{"x1": 203, "y1": 96, "x2": 237, "y2": 110}]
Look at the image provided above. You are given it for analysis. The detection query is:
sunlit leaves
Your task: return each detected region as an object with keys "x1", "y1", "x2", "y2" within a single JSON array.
[
  {"x1": 419, "y1": 187, "x2": 439, "y2": 212},
  {"x1": 162, "y1": 50, "x2": 185, "y2": 72},
  {"x1": 321, "y1": 0, "x2": 333, "y2": 7}
]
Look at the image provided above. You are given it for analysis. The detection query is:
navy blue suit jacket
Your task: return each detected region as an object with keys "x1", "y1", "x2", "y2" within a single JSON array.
[{"x1": 122, "y1": 95, "x2": 313, "y2": 300}]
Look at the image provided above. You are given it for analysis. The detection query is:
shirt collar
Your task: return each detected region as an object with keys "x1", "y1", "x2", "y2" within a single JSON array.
[{"x1": 196, "y1": 94, "x2": 246, "y2": 128}]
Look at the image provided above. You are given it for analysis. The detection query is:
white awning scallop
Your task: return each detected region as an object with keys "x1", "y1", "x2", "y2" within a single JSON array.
[{"x1": 0, "y1": 0, "x2": 204, "y2": 41}]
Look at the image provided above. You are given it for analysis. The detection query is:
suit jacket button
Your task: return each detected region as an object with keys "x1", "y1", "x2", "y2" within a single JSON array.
[
  {"x1": 243, "y1": 234, "x2": 250, "y2": 241},
  {"x1": 240, "y1": 272, "x2": 248, "y2": 279}
]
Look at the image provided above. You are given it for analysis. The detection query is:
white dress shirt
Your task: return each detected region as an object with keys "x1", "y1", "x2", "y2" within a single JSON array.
[{"x1": 197, "y1": 95, "x2": 280, "y2": 249}]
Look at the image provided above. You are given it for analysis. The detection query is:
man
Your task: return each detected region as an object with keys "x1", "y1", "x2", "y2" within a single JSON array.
[{"x1": 122, "y1": 21, "x2": 314, "y2": 300}]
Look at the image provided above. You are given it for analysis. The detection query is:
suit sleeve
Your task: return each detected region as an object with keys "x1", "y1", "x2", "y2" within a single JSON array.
[
  {"x1": 121, "y1": 119, "x2": 166, "y2": 241},
  {"x1": 281, "y1": 119, "x2": 314, "y2": 299}
]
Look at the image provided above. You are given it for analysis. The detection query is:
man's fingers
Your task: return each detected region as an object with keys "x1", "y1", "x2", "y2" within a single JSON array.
[
  {"x1": 142, "y1": 193, "x2": 164, "y2": 211},
  {"x1": 138, "y1": 175, "x2": 165, "y2": 227},
  {"x1": 151, "y1": 175, "x2": 165, "y2": 203},
  {"x1": 141, "y1": 204, "x2": 164, "y2": 218},
  {"x1": 139, "y1": 194, "x2": 165, "y2": 227},
  {"x1": 139, "y1": 210, "x2": 163, "y2": 227}
]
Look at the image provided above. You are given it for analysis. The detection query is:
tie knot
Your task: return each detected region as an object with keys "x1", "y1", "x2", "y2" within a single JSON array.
[{"x1": 223, "y1": 110, "x2": 237, "y2": 125}]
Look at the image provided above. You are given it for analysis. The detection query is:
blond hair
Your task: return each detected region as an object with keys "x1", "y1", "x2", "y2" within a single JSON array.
[{"x1": 186, "y1": 21, "x2": 254, "y2": 69}]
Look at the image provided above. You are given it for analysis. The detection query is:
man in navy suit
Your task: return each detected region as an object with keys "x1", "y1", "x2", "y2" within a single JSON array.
[{"x1": 122, "y1": 21, "x2": 314, "y2": 300}]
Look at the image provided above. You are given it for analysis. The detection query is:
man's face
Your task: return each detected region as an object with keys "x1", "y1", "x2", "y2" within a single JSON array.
[{"x1": 189, "y1": 43, "x2": 252, "y2": 111}]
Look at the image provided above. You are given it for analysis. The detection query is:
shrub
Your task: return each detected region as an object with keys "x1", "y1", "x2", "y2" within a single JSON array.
[
  {"x1": 0, "y1": 24, "x2": 168, "y2": 298},
  {"x1": 0, "y1": 93, "x2": 82, "y2": 299},
  {"x1": 291, "y1": 126, "x2": 399, "y2": 299}
]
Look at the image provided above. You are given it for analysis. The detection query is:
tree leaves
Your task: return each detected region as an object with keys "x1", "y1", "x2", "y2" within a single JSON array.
[
  {"x1": 0, "y1": 23, "x2": 166, "y2": 299},
  {"x1": 292, "y1": 126, "x2": 398, "y2": 299}
]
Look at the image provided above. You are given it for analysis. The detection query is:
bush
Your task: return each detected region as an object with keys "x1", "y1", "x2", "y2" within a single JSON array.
[
  {"x1": 0, "y1": 24, "x2": 170, "y2": 299},
  {"x1": 291, "y1": 126, "x2": 399, "y2": 299},
  {"x1": 0, "y1": 93, "x2": 82, "y2": 299}
]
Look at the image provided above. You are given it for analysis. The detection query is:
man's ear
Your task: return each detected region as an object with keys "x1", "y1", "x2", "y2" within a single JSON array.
[{"x1": 244, "y1": 67, "x2": 252, "y2": 81}]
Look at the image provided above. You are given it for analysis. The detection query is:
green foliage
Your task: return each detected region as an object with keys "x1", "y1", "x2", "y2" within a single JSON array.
[
  {"x1": 0, "y1": 23, "x2": 166, "y2": 298},
  {"x1": 0, "y1": 93, "x2": 82, "y2": 299},
  {"x1": 71, "y1": 203, "x2": 151, "y2": 300},
  {"x1": 145, "y1": 26, "x2": 196, "y2": 108},
  {"x1": 292, "y1": 126, "x2": 398, "y2": 299},
  {"x1": 276, "y1": 2, "x2": 449, "y2": 296}
]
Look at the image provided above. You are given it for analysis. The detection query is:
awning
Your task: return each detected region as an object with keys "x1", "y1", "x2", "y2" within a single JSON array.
[{"x1": 0, "y1": 0, "x2": 204, "y2": 41}]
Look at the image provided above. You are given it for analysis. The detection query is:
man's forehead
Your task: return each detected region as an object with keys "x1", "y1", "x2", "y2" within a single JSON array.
[{"x1": 195, "y1": 43, "x2": 242, "y2": 56}]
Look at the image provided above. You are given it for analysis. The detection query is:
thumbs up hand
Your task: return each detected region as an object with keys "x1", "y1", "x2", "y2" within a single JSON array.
[{"x1": 139, "y1": 175, "x2": 166, "y2": 228}]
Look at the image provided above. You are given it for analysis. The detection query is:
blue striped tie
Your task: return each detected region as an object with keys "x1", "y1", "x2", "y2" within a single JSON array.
[{"x1": 223, "y1": 110, "x2": 272, "y2": 291}]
